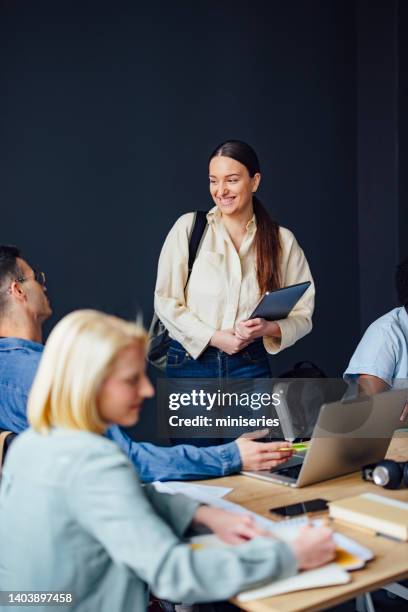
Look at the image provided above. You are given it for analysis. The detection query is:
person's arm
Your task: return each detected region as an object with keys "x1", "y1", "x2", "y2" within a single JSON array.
[
  {"x1": 357, "y1": 374, "x2": 389, "y2": 396},
  {"x1": 357, "y1": 375, "x2": 408, "y2": 422},
  {"x1": 106, "y1": 426, "x2": 293, "y2": 482},
  {"x1": 344, "y1": 322, "x2": 397, "y2": 389},
  {"x1": 154, "y1": 213, "x2": 216, "y2": 359},
  {"x1": 106, "y1": 425, "x2": 241, "y2": 482},
  {"x1": 263, "y1": 230, "x2": 315, "y2": 354},
  {"x1": 143, "y1": 487, "x2": 266, "y2": 543},
  {"x1": 68, "y1": 444, "x2": 299, "y2": 603}
]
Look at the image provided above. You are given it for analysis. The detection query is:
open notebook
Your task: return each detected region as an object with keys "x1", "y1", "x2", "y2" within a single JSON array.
[
  {"x1": 155, "y1": 482, "x2": 373, "y2": 601},
  {"x1": 190, "y1": 515, "x2": 374, "y2": 602},
  {"x1": 237, "y1": 563, "x2": 350, "y2": 601}
]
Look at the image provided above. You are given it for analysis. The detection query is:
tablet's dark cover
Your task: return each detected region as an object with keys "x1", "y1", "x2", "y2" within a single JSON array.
[{"x1": 250, "y1": 281, "x2": 311, "y2": 320}]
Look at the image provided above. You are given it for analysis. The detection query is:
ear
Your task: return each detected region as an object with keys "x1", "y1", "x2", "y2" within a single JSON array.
[
  {"x1": 252, "y1": 172, "x2": 261, "y2": 193},
  {"x1": 9, "y1": 280, "x2": 27, "y2": 303}
]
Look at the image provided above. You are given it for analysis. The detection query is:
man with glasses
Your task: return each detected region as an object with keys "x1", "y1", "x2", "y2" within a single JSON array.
[
  {"x1": 0, "y1": 245, "x2": 289, "y2": 480},
  {"x1": 0, "y1": 247, "x2": 51, "y2": 434},
  {"x1": 0, "y1": 250, "x2": 50, "y2": 343}
]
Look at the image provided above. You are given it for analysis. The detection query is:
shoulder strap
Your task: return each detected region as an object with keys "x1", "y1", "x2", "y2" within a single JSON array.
[{"x1": 187, "y1": 211, "x2": 208, "y2": 275}]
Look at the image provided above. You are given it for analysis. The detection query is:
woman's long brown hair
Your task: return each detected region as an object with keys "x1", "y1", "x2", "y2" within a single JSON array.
[{"x1": 209, "y1": 140, "x2": 282, "y2": 294}]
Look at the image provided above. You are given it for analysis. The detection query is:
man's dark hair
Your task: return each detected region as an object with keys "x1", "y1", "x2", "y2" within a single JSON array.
[
  {"x1": 0, "y1": 245, "x2": 21, "y2": 314},
  {"x1": 396, "y1": 256, "x2": 408, "y2": 308}
]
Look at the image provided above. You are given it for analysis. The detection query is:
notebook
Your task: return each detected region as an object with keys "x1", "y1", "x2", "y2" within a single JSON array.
[
  {"x1": 190, "y1": 516, "x2": 373, "y2": 601},
  {"x1": 329, "y1": 492, "x2": 408, "y2": 541},
  {"x1": 237, "y1": 563, "x2": 350, "y2": 601}
]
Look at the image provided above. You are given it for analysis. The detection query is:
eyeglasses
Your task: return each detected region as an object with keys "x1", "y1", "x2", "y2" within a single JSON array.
[
  {"x1": 0, "y1": 269, "x2": 47, "y2": 295},
  {"x1": 16, "y1": 269, "x2": 46, "y2": 287}
]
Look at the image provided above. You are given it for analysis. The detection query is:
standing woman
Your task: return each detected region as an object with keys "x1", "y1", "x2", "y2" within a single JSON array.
[{"x1": 154, "y1": 140, "x2": 315, "y2": 381}]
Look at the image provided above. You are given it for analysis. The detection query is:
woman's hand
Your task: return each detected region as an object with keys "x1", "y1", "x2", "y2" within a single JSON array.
[
  {"x1": 193, "y1": 508, "x2": 336, "y2": 562},
  {"x1": 235, "y1": 319, "x2": 281, "y2": 342},
  {"x1": 192, "y1": 506, "x2": 266, "y2": 544},
  {"x1": 290, "y1": 524, "x2": 336, "y2": 570},
  {"x1": 209, "y1": 330, "x2": 249, "y2": 355},
  {"x1": 236, "y1": 435, "x2": 293, "y2": 471}
]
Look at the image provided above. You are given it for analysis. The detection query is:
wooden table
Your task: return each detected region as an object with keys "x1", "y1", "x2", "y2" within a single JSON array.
[{"x1": 198, "y1": 432, "x2": 408, "y2": 612}]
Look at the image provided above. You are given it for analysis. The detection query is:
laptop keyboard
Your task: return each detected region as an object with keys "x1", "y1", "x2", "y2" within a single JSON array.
[
  {"x1": 270, "y1": 453, "x2": 304, "y2": 475},
  {"x1": 272, "y1": 463, "x2": 303, "y2": 480}
]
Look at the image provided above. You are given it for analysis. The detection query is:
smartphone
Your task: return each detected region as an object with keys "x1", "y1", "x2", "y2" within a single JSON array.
[{"x1": 270, "y1": 498, "x2": 328, "y2": 518}]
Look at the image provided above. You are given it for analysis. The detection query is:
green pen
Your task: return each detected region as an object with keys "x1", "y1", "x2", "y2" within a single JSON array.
[{"x1": 276, "y1": 442, "x2": 309, "y2": 452}]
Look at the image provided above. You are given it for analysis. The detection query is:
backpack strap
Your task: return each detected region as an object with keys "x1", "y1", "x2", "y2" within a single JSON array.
[{"x1": 186, "y1": 210, "x2": 208, "y2": 280}]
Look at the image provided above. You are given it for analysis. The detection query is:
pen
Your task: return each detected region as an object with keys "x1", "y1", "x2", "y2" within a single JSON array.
[{"x1": 276, "y1": 442, "x2": 309, "y2": 452}]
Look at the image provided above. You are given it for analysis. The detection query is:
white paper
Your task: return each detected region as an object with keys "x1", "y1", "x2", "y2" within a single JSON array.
[
  {"x1": 154, "y1": 482, "x2": 374, "y2": 563},
  {"x1": 152, "y1": 481, "x2": 232, "y2": 499},
  {"x1": 237, "y1": 563, "x2": 350, "y2": 601},
  {"x1": 332, "y1": 531, "x2": 373, "y2": 561},
  {"x1": 261, "y1": 517, "x2": 374, "y2": 561}
]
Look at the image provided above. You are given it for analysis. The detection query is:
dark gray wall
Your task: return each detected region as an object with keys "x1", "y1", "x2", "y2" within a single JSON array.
[
  {"x1": 399, "y1": 0, "x2": 408, "y2": 262},
  {"x1": 1, "y1": 1, "x2": 361, "y2": 440},
  {"x1": 357, "y1": 0, "x2": 399, "y2": 330}
]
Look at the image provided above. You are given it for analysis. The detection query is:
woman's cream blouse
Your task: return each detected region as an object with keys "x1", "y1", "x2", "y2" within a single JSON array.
[{"x1": 154, "y1": 207, "x2": 315, "y2": 359}]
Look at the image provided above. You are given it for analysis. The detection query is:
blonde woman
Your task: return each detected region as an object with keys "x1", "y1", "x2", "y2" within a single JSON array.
[{"x1": 0, "y1": 310, "x2": 334, "y2": 611}]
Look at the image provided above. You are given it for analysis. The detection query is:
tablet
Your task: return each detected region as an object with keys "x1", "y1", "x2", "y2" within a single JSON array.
[{"x1": 249, "y1": 281, "x2": 311, "y2": 321}]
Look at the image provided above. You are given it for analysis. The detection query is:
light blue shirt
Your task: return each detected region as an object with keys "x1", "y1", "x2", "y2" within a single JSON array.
[
  {"x1": 344, "y1": 307, "x2": 408, "y2": 387},
  {"x1": 0, "y1": 428, "x2": 296, "y2": 611}
]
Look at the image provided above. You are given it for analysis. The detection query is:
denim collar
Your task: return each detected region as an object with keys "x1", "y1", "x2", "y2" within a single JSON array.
[{"x1": 0, "y1": 336, "x2": 44, "y2": 353}]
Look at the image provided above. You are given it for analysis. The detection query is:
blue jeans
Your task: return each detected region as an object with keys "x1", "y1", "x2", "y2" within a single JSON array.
[
  {"x1": 166, "y1": 339, "x2": 271, "y2": 380},
  {"x1": 166, "y1": 339, "x2": 271, "y2": 446}
]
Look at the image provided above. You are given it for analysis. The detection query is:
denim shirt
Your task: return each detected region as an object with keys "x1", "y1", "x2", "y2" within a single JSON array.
[{"x1": 0, "y1": 338, "x2": 241, "y2": 481}]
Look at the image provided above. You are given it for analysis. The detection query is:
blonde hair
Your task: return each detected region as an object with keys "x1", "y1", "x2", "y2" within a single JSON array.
[{"x1": 28, "y1": 309, "x2": 147, "y2": 434}]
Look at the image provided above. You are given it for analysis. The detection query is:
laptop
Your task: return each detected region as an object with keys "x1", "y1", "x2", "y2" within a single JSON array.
[{"x1": 242, "y1": 388, "x2": 408, "y2": 488}]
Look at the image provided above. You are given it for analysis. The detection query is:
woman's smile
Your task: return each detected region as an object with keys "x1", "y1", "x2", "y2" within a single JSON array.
[
  {"x1": 209, "y1": 155, "x2": 258, "y2": 218},
  {"x1": 218, "y1": 196, "x2": 236, "y2": 207}
]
